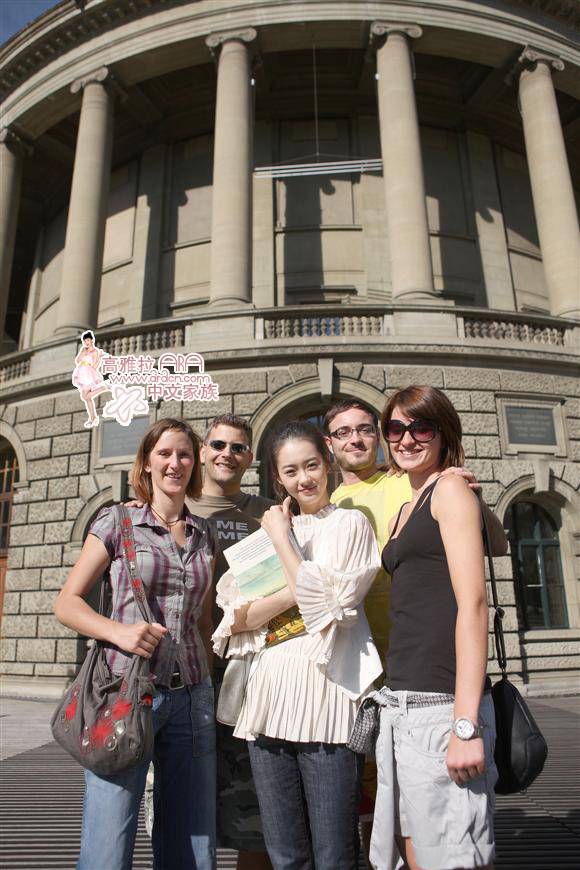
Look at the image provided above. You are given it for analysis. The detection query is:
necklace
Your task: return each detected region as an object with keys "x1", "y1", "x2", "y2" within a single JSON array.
[{"x1": 151, "y1": 505, "x2": 183, "y2": 527}]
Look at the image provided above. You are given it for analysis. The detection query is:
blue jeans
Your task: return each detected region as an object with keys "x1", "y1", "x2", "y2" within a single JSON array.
[
  {"x1": 248, "y1": 737, "x2": 362, "y2": 870},
  {"x1": 77, "y1": 680, "x2": 216, "y2": 870}
]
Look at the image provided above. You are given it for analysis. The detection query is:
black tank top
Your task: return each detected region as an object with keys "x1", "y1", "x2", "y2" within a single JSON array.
[{"x1": 382, "y1": 479, "x2": 458, "y2": 694}]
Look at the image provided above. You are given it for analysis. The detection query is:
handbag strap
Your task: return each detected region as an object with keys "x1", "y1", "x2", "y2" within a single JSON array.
[
  {"x1": 481, "y1": 509, "x2": 508, "y2": 676},
  {"x1": 116, "y1": 504, "x2": 155, "y2": 625}
]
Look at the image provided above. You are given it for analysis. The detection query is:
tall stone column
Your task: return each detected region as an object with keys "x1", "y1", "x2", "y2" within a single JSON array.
[
  {"x1": 519, "y1": 48, "x2": 580, "y2": 319},
  {"x1": 56, "y1": 67, "x2": 115, "y2": 335},
  {"x1": 371, "y1": 22, "x2": 435, "y2": 301},
  {"x1": 206, "y1": 28, "x2": 256, "y2": 306},
  {"x1": 0, "y1": 128, "x2": 31, "y2": 345}
]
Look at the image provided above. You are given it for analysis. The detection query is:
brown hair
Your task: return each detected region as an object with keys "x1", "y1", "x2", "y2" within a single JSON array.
[
  {"x1": 323, "y1": 398, "x2": 378, "y2": 434},
  {"x1": 267, "y1": 420, "x2": 332, "y2": 510},
  {"x1": 204, "y1": 414, "x2": 253, "y2": 448},
  {"x1": 131, "y1": 418, "x2": 202, "y2": 502},
  {"x1": 380, "y1": 386, "x2": 464, "y2": 472}
]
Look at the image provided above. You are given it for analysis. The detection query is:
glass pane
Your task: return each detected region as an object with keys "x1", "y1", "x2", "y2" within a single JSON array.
[
  {"x1": 514, "y1": 502, "x2": 535, "y2": 539},
  {"x1": 537, "y1": 506, "x2": 557, "y2": 540},
  {"x1": 543, "y1": 546, "x2": 564, "y2": 587},
  {"x1": 546, "y1": 584, "x2": 568, "y2": 628},
  {"x1": 523, "y1": 585, "x2": 545, "y2": 629},
  {"x1": 0, "y1": 526, "x2": 6, "y2": 551},
  {"x1": 520, "y1": 546, "x2": 540, "y2": 587},
  {"x1": 5, "y1": 468, "x2": 12, "y2": 491},
  {"x1": 1, "y1": 500, "x2": 9, "y2": 524}
]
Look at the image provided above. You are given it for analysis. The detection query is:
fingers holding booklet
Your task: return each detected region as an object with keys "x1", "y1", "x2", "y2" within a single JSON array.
[{"x1": 223, "y1": 526, "x2": 306, "y2": 646}]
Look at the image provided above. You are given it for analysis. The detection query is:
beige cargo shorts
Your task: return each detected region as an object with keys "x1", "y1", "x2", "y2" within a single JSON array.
[{"x1": 370, "y1": 691, "x2": 497, "y2": 870}]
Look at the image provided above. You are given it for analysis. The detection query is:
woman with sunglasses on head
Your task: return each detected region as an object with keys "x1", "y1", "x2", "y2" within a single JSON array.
[
  {"x1": 213, "y1": 420, "x2": 383, "y2": 870},
  {"x1": 370, "y1": 386, "x2": 498, "y2": 870},
  {"x1": 55, "y1": 418, "x2": 217, "y2": 870}
]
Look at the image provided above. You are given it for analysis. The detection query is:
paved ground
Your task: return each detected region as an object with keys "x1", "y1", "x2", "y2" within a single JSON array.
[{"x1": 0, "y1": 694, "x2": 579, "y2": 869}]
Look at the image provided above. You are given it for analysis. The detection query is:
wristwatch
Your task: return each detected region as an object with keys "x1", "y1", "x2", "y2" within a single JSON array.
[{"x1": 452, "y1": 717, "x2": 484, "y2": 740}]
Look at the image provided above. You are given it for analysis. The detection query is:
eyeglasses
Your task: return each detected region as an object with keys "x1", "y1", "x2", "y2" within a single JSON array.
[
  {"x1": 383, "y1": 419, "x2": 440, "y2": 443},
  {"x1": 207, "y1": 439, "x2": 250, "y2": 455},
  {"x1": 329, "y1": 425, "x2": 376, "y2": 441}
]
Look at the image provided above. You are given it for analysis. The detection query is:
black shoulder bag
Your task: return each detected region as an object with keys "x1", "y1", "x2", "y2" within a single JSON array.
[{"x1": 482, "y1": 514, "x2": 548, "y2": 794}]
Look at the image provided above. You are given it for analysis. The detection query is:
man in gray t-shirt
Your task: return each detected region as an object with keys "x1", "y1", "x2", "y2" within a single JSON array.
[{"x1": 190, "y1": 414, "x2": 273, "y2": 870}]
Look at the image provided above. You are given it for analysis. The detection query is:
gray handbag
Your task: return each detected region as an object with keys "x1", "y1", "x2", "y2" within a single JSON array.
[
  {"x1": 51, "y1": 505, "x2": 156, "y2": 775},
  {"x1": 216, "y1": 648, "x2": 253, "y2": 727}
]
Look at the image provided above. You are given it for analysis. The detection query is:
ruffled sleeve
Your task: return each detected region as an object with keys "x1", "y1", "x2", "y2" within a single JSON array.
[
  {"x1": 211, "y1": 570, "x2": 267, "y2": 658},
  {"x1": 295, "y1": 509, "x2": 380, "y2": 639}
]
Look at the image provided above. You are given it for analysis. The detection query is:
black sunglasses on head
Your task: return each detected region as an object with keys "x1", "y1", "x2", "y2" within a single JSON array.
[
  {"x1": 208, "y1": 439, "x2": 250, "y2": 455},
  {"x1": 383, "y1": 419, "x2": 440, "y2": 443}
]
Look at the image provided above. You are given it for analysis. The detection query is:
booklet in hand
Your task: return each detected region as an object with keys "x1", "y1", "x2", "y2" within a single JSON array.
[{"x1": 223, "y1": 527, "x2": 306, "y2": 646}]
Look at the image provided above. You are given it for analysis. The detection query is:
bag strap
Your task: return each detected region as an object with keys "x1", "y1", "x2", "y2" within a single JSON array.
[
  {"x1": 481, "y1": 509, "x2": 508, "y2": 676},
  {"x1": 116, "y1": 504, "x2": 154, "y2": 625}
]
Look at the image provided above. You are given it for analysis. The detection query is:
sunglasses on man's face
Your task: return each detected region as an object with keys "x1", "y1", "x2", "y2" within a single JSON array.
[
  {"x1": 207, "y1": 439, "x2": 251, "y2": 455},
  {"x1": 383, "y1": 419, "x2": 440, "y2": 443}
]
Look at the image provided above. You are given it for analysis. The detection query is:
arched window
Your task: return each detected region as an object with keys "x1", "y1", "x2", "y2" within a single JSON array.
[
  {"x1": 0, "y1": 438, "x2": 19, "y2": 621},
  {"x1": 259, "y1": 406, "x2": 385, "y2": 499},
  {"x1": 505, "y1": 500, "x2": 568, "y2": 630}
]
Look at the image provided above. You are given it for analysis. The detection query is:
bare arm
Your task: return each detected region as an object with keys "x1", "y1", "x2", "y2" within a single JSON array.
[
  {"x1": 231, "y1": 585, "x2": 297, "y2": 633},
  {"x1": 442, "y1": 466, "x2": 508, "y2": 555},
  {"x1": 54, "y1": 534, "x2": 167, "y2": 658},
  {"x1": 432, "y1": 476, "x2": 489, "y2": 784}
]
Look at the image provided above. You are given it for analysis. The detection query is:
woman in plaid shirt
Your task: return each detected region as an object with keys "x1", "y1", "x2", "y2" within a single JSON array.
[{"x1": 56, "y1": 418, "x2": 217, "y2": 870}]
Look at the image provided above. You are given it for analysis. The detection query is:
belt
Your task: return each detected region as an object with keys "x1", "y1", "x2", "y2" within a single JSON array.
[
  {"x1": 384, "y1": 691, "x2": 455, "y2": 709},
  {"x1": 169, "y1": 670, "x2": 185, "y2": 690}
]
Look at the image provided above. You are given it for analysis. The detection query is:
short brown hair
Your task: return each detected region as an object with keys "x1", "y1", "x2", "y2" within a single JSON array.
[
  {"x1": 131, "y1": 418, "x2": 202, "y2": 502},
  {"x1": 323, "y1": 399, "x2": 378, "y2": 434},
  {"x1": 204, "y1": 414, "x2": 253, "y2": 448},
  {"x1": 380, "y1": 386, "x2": 464, "y2": 472}
]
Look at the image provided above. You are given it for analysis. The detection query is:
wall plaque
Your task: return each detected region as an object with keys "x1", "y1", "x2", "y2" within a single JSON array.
[
  {"x1": 505, "y1": 406, "x2": 557, "y2": 446},
  {"x1": 101, "y1": 416, "x2": 150, "y2": 459}
]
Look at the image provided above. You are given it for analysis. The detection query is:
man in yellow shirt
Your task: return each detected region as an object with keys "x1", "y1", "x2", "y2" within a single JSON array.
[{"x1": 326, "y1": 400, "x2": 410, "y2": 669}]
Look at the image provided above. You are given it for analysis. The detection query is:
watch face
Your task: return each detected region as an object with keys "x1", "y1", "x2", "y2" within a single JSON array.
[{"x1": 455, "y1": 718, "x2": 475, "y2": 740}]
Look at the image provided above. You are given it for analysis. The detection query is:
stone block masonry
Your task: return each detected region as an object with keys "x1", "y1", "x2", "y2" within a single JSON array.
[{"x1": 0, "y1": 360, "x2": 578, "y2": 693}]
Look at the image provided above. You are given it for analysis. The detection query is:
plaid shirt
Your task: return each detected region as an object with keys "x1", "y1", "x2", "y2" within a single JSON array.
[{"x1": 89, "y1": 504, "x2": 216, "y2": 687}]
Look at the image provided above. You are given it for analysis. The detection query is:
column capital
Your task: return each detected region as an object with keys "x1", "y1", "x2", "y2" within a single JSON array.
[
  {"x1": 505, "y1": 46, "x2": 565, "y2": 85},
  {"x1": 370, "y1": 21, "x2": 423, "y2": 45},
  {"x1": 0, "y1": 126, "x2": 33, "y2": 156},
  {"x1": 519, "y1": 46, "x2": 565, "y2": 73},
  {"x1": 205, "y1": 27, "x2": 257, "y2": 56},
  {"x1": 70, "y1": 66, "x2": 127, "y2": 101}
]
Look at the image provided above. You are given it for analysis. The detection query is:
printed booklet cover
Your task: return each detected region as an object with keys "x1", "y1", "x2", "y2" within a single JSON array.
[{"x1": 224, "y1": 528, "x2": 306, "y2": 646}]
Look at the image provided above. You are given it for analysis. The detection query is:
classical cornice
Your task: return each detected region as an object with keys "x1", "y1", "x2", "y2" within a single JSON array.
[{"x1": 1, "y1": 0, "x2": 579, "y2": 106}]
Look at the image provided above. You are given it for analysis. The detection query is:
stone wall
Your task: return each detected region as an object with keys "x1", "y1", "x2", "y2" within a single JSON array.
[{"x1": 1, "y1": 358, "x2": 579, "y2": 694}]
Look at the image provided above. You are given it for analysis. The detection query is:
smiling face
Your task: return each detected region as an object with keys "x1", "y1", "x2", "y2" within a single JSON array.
[
  {"x1": 275, "y1": 438, "x2": 330, "y2": 515},
  {"x1": 201, "y1": 424, "x2": 253, "y2": 496},
  {"x1": 145, "y1": 428, "x2": 196, "y2": 499},
  {"x1": 83, "y1": 337, "x2": 94, "y2": 349},
  {"x1": 325, "y1": 407, "x2": 378, "y2": 476},
  {"x1": 387, "y1": 405, "x2": 444, "y2": 477}
]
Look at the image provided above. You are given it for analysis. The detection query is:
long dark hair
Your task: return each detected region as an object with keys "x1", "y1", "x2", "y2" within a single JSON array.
[{"x1": 267, "y1": 420, "x2": 332, "y2": 512}]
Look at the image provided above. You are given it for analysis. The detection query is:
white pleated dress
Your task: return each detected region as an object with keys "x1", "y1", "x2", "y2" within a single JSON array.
[{"x1": 212, "y1": 504, "x2": 383, "y2": 744}]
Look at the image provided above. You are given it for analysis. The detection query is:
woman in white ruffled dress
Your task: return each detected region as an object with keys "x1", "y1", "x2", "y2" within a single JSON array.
[{"x1": 212, "y1": 420, "x2": 382, "y2": 870}]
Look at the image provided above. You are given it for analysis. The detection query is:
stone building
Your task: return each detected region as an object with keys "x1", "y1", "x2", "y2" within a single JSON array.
[{"x1": 0, "y1": 0, "x2": 579, "y2": 698}]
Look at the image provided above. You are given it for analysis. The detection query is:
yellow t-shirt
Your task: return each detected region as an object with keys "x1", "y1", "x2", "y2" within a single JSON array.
[{"x1": 330, "y1": 471, "x2": 412, "y2": 666}]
